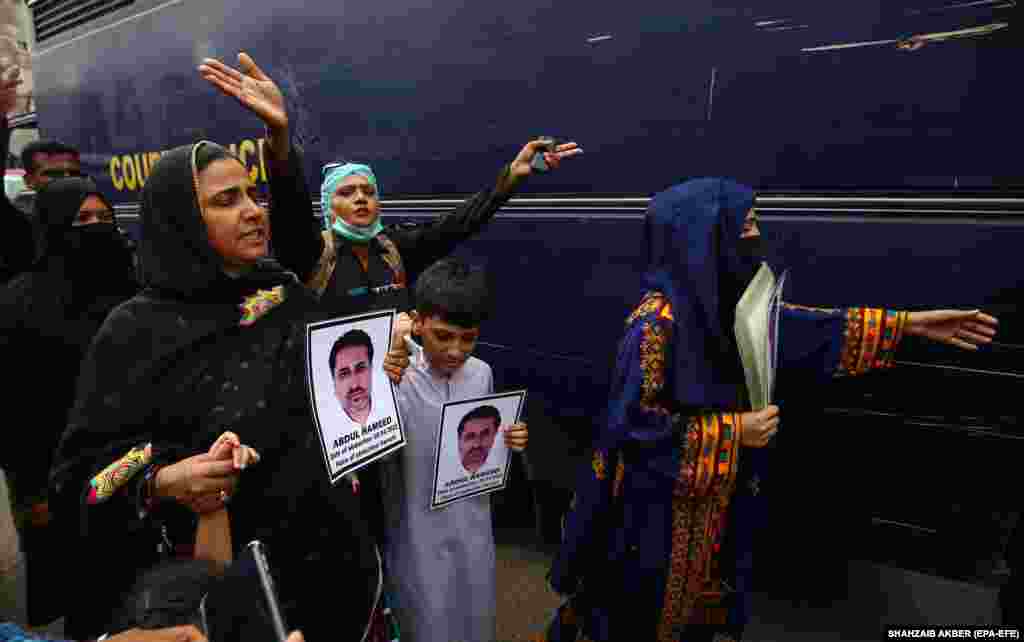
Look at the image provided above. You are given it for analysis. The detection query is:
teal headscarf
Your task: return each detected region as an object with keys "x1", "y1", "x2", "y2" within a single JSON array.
[{"x1": 320, "y1": 162, "x2": 383, "y2": 243}]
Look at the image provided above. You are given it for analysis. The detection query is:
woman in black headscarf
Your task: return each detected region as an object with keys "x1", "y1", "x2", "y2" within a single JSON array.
[
  {"x1": 49, "y1": 140, "x2": 380, "y2": 641},
  {"x1": 0, "y1": 176, "x2": 137, "y2": 627}
]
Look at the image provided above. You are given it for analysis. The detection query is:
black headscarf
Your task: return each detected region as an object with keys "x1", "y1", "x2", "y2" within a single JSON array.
[
  {"x1": 138, "y1": 142, "x2": 295, "y2": 302},
  {"x1": 640, "y1": 177, "x2": 761, "y2": 409},
  {"x1": 0, "y1": 177, "x2": 137, "y2": 480},
  {"x1": 52, "y1": 140, "x2": 300, "y2": 502},
  {"x1": 0, "y1": 178, "x2": 138, "y2": 628},
  {"x1": 18, "y1": 177, "x2": 137, "y2": 313},
  {"x1": 49, "y1": 142, "x2": 377, "y2": 641}
]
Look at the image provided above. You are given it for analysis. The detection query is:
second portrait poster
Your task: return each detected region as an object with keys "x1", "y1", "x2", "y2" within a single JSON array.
[{"x1": 430, "y1": 390, "x2": 527, "y2": 510}]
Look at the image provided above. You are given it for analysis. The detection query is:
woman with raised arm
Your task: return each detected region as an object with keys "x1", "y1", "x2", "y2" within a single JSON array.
[
  {"x1": 197, "y1": 52, "x2": 582, "y2": 536},
  {"x1": 542, "y1": 178, "x2": 998, "y2": 642},
  {"x1": 49, "y1": 136, "x2": 381, "y2": 641}
]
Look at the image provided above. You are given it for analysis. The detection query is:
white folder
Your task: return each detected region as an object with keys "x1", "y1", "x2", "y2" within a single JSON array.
[{"x1": 734, "y1": 263, "x2": 788, "y2": 410}]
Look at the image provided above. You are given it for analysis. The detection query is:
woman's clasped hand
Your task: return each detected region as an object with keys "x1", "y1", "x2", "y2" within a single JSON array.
[{"x1": 153, "y1": 432, "x2": 260, "y2": 513}]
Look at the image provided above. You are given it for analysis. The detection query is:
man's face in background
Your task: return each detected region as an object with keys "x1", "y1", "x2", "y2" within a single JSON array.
[{"x1": 24, "y1": 153, "x2": 81, "y2": 191}]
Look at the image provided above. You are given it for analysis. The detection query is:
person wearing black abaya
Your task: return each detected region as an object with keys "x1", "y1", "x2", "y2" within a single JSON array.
[
  {"x1": 0, "y1": 176, "x2": 137, "y2": 627},
  {"x1": 49, "y1": 140, "x2": 381, "y2": 642}
]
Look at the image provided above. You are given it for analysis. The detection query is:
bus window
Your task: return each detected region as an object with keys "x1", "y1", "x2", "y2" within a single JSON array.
[{"x1": 29, "y1": 0, "x2": 133, "y2": 44}]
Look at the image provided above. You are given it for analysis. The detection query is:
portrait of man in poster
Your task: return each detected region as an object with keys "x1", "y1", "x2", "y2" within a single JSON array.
[
  {"x1": 456, "y1": 405, "x2": 500, "y2": 475},
  {"x1": 329, "y1": 329, "x2": 376, "y2": 427},
  {"x1": 308, "y1": 311, "x2": 405, "y2": 484}
]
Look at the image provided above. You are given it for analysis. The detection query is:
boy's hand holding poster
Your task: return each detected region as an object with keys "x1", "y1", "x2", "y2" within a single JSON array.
[
  {"x1": 430, "y1": 391, "x2": 527, "y2": 510},
  {"x1": 305, "y1": 309, "x2": 406, "y2": 484}
]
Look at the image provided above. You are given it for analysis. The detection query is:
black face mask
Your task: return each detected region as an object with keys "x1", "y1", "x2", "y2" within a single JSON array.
[
  {"x1": 61, "y1": 223, "x2": 136, "y2": 286},
  {"x1": 64, "y1": 222, "x2": 131, "y2": 254},
  {"x1": 719, "y1": 235, "x2": 766, "y2": 341},
  {"x1": 738, "y1": 235, "x2": 763, "y2": 261}
]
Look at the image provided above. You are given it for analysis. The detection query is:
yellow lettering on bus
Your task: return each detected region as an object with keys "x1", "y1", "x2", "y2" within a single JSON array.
[
  {"x1": 122, "y1": 155, "x2": 137, "y2": 190},
  {"x1": 238, "y1": 139, "x2": 258, "y2": 183},
  {"x1": 110, "y1": 157, "x2": 124, "y2": 191},
  {"x1": 134, "y1": 154, "x2": 146, "y2": 187},
  {"x1": 257, "y1": 138, "x2": 268, "y2": 182}
]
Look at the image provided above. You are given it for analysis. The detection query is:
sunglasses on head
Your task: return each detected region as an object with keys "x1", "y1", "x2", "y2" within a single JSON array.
[{"x1": 320, "y1": 161, "x2": 350, "y2": 180}]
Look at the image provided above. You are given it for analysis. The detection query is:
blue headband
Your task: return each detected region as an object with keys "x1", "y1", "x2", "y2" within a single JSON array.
[{"x1": 320, "y1": 162, "x2": 379, "y2": 231}]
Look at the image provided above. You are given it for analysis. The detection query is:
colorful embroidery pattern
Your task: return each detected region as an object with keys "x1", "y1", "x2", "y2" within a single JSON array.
[
  {"x1": 657, "y1": 412, "x2": 742, "y2": 642},
  {"x1": 838, "y1": 308, "x2": 907, "y2": 375},
  {"x1": 592, "y1": 449, "x2": 607, "y2": 481},
  {"x1": 239, "y1": 286, "x2": 286, "y2": 327},
  {"x1": 627, "y1": 292, "x2": 667, "y2": 326},
  {"x1": 88, "y1": 444, "x2": 153, "y2": 505},
  {"x1": 640, "y1": 321, "x2": 670, "y2": 411},
  {"x1": 612, "y1": 457, "x2": 626, "y2": 498},
  {"x1": 877, "y1": 310, "x2": 908, "y2": 365}
]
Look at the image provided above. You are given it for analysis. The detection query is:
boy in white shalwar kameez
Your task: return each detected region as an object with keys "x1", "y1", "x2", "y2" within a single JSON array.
[{"x1": 383, "y1": 259, "x2": 528, "y2": 642}]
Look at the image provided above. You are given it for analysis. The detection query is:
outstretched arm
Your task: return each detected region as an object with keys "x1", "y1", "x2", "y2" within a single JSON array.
[
  {"x1": 779, "y1": 304, "x2": 998, "y2": 381},
  {"x1": 389, "y1": 139, "x2": 582, "y2": 278}
]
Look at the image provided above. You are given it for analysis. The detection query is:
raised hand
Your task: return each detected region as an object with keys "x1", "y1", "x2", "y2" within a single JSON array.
[
  {"x1": 198, "y1": 52, "x2": 288, "y2": 132},
  {"x1": 503, "y1": 139, "x2": 584, "y2": 193},
  {"x1": 0, "y1": 64, "x2": 23, "y2": 116},
  {"x1": 905, "y1": 310, "x2": 998, "y2": 351}
]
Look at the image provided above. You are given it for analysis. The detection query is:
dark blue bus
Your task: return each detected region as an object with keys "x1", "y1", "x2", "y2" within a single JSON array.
[{"x1": 14, "y1": 0, "x2": 1024, "y2": 614}]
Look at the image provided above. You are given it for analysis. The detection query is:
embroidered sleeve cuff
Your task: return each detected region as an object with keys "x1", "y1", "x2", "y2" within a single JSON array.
[
  {"x1": 683, "y1": 413, "x2": 742, "y2": 497},
  {"x1": 837, "y1": 308, "x2": 908, "y2": 375},
  {"x1": 86, "y1": 443, "x2": 153, "y2": 505}
]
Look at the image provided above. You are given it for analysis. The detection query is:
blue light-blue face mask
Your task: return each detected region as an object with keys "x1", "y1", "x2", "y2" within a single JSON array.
[{"x1": 320, "y1": 162, "x2": 383, "y2": 243}]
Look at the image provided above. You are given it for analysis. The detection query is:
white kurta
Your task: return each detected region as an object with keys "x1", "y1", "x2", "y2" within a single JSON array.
[{"x1": 383, "y1": 342, "x2": 496, "y2": 642}]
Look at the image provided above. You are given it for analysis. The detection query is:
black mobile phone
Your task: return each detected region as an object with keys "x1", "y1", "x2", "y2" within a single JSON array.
[
  {"x1": 530, "y1": 137, "x2": 557, "y2": 172},
  {"x1": 248, "y1": 540, "x2": 290, "y2": 642}
]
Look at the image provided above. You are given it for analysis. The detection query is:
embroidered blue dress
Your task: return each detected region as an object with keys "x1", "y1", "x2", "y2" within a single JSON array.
[{"x1": 544, "y1": 179, "x2": 909, "y2": 642}]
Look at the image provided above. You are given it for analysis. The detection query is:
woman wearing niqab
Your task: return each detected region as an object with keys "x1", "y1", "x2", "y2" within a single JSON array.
[
  {"x1": 543, "y1": 178, "x2": 998, "y2": 641},
  {"x1": 48, "y1": 141, "x2": 381, "y2": 641},
  {"x1": 0, "y1": 177, "x2": 137, "y2": 626}
]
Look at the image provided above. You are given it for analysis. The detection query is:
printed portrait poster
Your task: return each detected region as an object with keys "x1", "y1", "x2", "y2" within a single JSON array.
[
  {"x1": 430, "y1": 390, "x2": 527, "y2": 510},
  {"x1": 306, "y1": 309, "x2": 405, "y2": 484}
]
